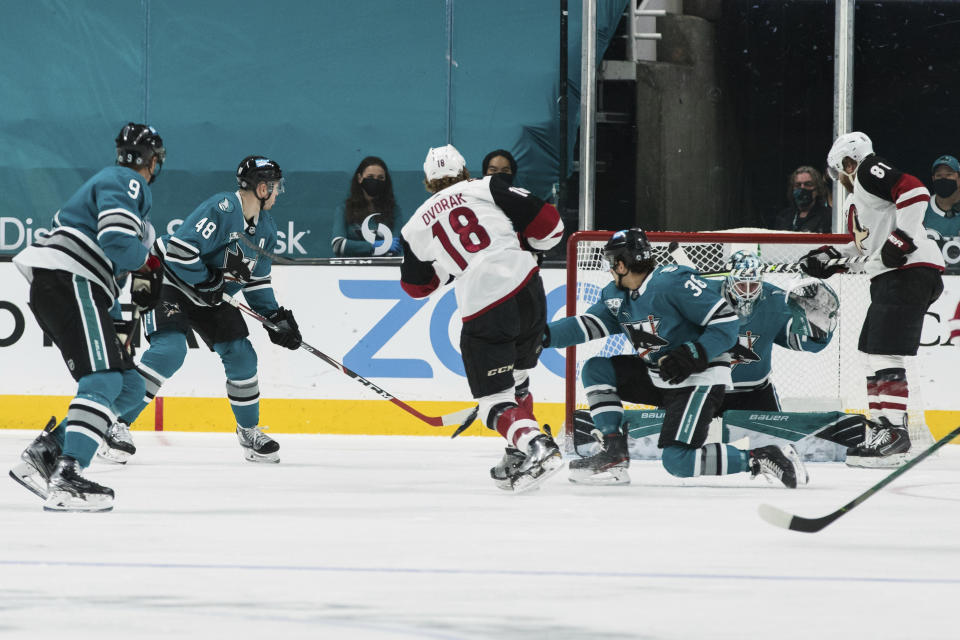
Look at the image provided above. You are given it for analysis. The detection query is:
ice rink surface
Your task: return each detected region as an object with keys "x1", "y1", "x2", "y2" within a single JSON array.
[{"x1": 1, "y1": 430, "x2": 958, "y2": 640}]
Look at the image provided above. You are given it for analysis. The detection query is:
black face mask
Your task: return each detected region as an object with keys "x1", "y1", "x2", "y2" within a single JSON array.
[
  {"x1": 361, "y1": 177, "x2": 387, "y2": 198},
  {"x1": 495, "y1": 172, "x2": 515, "y2": 186},
  {"x1": 792, "y1": 187, "x2": 815, "y2": 209},
  {"x1": 932, "y1": 178, "x2": 958, "y2": 199}
]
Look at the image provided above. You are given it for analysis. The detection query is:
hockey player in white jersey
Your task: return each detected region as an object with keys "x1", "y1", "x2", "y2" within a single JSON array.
[
  {"x1": 399, "y1": 145, "x2": 564, "y2": 492},
  {"x1": 802, "y1": 132, "x2": 944, "y2": 467}
]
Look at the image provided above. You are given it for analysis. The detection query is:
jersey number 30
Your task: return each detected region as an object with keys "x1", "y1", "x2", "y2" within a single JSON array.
[{"x1": 431, "y1": 206, "x2": 491, "y2": 269}]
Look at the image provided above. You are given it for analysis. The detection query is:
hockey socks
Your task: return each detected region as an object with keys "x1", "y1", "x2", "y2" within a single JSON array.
[
  {"x1": 661, "y1": 444, "x2": 750, "y2": 478},
  {"x1": 494, "y1": 406, "x2": 541, "y2": 451},
  {"x1": 64, "y1": 371, "x2": 123, "y2": 467},
  {"x1": 216, "y1": 339, "x2": 260, "y2": 428}
]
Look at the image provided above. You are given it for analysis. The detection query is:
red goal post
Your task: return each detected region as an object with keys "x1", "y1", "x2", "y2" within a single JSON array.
[{"x1": 560, "y1": 229, "x2": 933, "y2": 445}]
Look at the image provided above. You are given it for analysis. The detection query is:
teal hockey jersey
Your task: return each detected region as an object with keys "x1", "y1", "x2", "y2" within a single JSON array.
[
  {"x1": 548, "y1": 265, "x2": 739, "y2": 388},
  {"x1": 704, "y1": 279, "x2": 832, "y2": 391},
  {"x1": 156, "y1": 190, "x2": 279, "y2": 315},
  {"x1": 14, "y1": 166, "x2": 152, "y2": 301}
]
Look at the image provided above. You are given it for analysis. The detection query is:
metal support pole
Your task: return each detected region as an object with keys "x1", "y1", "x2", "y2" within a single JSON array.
[
  {"x1": 832, "y1": 0, "x2": 855, "y2": 233},
  {"x1": 558, "y1": 0, "x2": 568, "y2": 213},
  {"x1": 578, "y1": 0, "x2": 598, "y2": 231}
]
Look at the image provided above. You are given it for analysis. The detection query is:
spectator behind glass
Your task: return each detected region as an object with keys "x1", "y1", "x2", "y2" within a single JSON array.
[
  {"x1": 481, "y1": 149, "x2": 518, "y2": 186},
  {"x1": 923, "y1": 154, "x2": 960, "y2": 238},
  {"x1": 773, "y1": 166, "x2": 832, "y2": 233},
  {"x1": 331, "y1": 156, "x2": 403, "y2": 257}
]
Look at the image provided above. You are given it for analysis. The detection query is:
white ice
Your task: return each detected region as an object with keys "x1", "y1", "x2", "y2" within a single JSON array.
[{"x1": 1, "y1": 431, "x2": 958, "y2": 640}]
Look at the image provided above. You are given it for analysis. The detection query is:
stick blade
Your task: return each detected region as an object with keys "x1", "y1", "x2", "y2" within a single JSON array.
[
  {"x1": 758, "y1": 503, "x2": 832, "y2": 534},
  {"x1": 447, "y1": 405, "x2": 480, "y2": 438}
]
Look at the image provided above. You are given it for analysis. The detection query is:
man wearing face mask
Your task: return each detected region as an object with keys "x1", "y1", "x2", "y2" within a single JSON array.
[
  {"x1": 923, "y1": 155, "x2": 960, "y2": 238},
  {"x1": 773, "y1": 166, "x2": 832, "y2": 233},
  {"x1": 331, "y1": 156, "x2": 405, "y2": 257}
]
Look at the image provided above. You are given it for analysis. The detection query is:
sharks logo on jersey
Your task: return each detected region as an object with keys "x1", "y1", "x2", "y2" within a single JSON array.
[
  {"x1": 730, "y1": 331, "x2": 761, "y2": 368},
  {"x1": 622, "y1": 315, "x2": 669, "y2": 353},
  {"x1": 223, "y1": 243, "x2": 258, "y2": 282}
]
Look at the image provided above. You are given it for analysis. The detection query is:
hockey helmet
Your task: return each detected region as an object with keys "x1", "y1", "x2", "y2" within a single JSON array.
[
  {"x1": 826, "y1": 131, "x2": 873, "y2": 180},
  {"x1": 603, "y1": 228, "x2": 654, "y2": 272},
  {"x1": 116, "y1": 122, "x2": 165, "y2": 182},
  {"x1": 423, "y1": 144, "x2": 466, "y2": 181},
  {"x1": 237, "y1": 155, "x2": 284, "y2": 195},
  {"x1": 723, "y1": 250, "x2": 764, "y2": 317}
]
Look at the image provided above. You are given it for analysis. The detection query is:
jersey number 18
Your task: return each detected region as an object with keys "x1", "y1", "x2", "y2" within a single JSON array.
[{"x1": 431, "y1": 206, "x2": 491, "y2": 269}]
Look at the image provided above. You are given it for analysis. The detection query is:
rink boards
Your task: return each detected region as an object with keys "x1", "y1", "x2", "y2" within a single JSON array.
[{"x1": 0, "y1": 263, "x2": 958, "y2": 438}]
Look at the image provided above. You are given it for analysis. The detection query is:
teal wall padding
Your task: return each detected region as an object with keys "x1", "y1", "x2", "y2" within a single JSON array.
[{"x1": 0, "y1": 0, "x2": 627, "y2": 257}]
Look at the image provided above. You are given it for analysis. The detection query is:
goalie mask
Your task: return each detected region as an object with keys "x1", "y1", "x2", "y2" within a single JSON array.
[{"x1": 723, "y1": 251, "x2": 764, "y2": 317}]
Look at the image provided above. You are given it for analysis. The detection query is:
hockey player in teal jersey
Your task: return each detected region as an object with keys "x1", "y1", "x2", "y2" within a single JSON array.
[
  {"x1": 545, "y1": 229, "x2": 808, "y2": 487},
  {"x1": 112, "y1": 155, "x2": 302, "y2": 463},
  {"x1": 9, "y1": 123, "x2": 166, "y2": 511}
]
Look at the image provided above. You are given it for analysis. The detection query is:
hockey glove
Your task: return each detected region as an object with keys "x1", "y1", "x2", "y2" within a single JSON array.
[
  {"x1": 113, "y1": 317, "x2": 137, "y2": 357},
  {"x1": 799, "y1": 245, "x2": 848, "y2": 279},
  {"x1": 264, "y1": 307, "x2": 301, "y2": 350},
  {"x1": 195, "y1": 269, "x2": 226, "y2": 306},
  {"x1": 880, "y1": 229, "x2": 917, "y2": 268},
  {"x1": 657, "y1": 342, "x2": 708, "y2": 385},
  {"x1": 131, "y1": 254, "x2": 164, "y2": 311}
]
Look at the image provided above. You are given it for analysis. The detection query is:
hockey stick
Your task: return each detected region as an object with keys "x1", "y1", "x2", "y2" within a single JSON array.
[
  {"x1": 703, "y1": 255, "x2": 871, "y2": 278},
  {"x1": 124, "y1": 308, "x2": 142, "y2": 354},
  {"x1": 221, "y1": 293, "x2": 479, "y2": 432},
  {"x1": 758, "y1": 424, "x2": 960, "y2": 533},
  {"x1": 227, "y1": 232, "x2": 307, "y2": 265}
]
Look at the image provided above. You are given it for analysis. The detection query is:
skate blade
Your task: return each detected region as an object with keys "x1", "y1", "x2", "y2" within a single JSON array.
[
  {"x1": 568, "y1": 466, "x2": 631, "y2": 485},
  {"x1": 96, "y1": 447, "x2": 131, "y2": 465},
  {"x1": 9, "y1": 464, "x2": 49, "y2": 499},
  {"x1": 43, "y1": 491, "x2": 113, "y2": 512},
  {"x1": 511, "y1": 454, "x2": 563, "y2": 494},
  {"x1": 242, "y1": 449, "x2": 280, "y2": 464},
  {"x1": 845, "y1": 453, "x2": 907, "y2": 469}
]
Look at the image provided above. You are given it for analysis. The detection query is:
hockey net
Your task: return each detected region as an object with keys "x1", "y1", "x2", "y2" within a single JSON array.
[{"x1": 563, "y1": 230, "x2": 934, "y2": 450}]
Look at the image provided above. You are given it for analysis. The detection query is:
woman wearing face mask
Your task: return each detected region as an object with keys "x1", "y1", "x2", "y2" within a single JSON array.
[
  {"x1": 481, "y1": 149, "x2": 518, "y2": 186},
  {"x1": 773, "y1": 165, "x2": 832, "y2": 233},
  {"x1": 923, "y1": 155, "x2": 960, "y2": 239},
  {"x1": 331, "y1": 156, "x2": 404, "y2": 257}
]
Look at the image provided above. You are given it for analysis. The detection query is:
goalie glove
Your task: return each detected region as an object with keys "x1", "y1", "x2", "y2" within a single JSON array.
[
  {"x1": 786, "y1": 278, "x2": 839, "y2": 345},
  {"x1": 880, "y1": 229, "x2": 917, "y2": 268},
  {"x1": 130, "y1": 253, "x2": 163, "y2": 311},
  {"x1": 799, "y1": 245, "x2": 848, "y2": 280},
  {"x1": 264, "y1": 307, "x2": 301, "y2": 350},
  {"x1": 657, "y1": 342, "x2": 708, "y2": 385}
]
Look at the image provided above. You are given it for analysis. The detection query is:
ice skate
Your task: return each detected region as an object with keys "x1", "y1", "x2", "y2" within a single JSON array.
[
  {"x1": 236, "y1": 425, "x2": 280, "y2": 463},
  {"x1": 750, "y1": 444, "x2": 808, "y2": 489},
  {"x1": 568, "y1": 429, "x2": 630, "y2": 485},
  {"x1": 43, "y1": 456, "x2": 114, "y2": 512},
  {"x1": 845, "y1": 416, "x2": 910, "y2": 469},
  {"x1": 97, "y1": 420, "x2": 136, "y2": 464},
  {"x1": 510, "y1": 433, "x2": 562, "y2": 493},
  {"x1": 490, "y1": 445, "x2": 527, "y2": 491},
  {"x1": 9, "y1": 417, "x2": 61, "y2": 499}
]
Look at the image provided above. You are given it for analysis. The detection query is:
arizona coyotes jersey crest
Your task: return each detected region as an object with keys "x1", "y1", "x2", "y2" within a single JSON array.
[
  {"x1": 401, "y1": 175, "x2": 563, "y2": 319},
  {"x1": 838, "y1": 155, "x2": 944, "y2": 276}
]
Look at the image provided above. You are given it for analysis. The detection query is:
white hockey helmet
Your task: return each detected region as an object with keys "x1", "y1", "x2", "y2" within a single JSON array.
[
  {"x1": 423, "y1": 144, "x2": 466, "y2": 181},
  {"x1": 826, "y1": 131, "x2": 874, "y2": 180}
]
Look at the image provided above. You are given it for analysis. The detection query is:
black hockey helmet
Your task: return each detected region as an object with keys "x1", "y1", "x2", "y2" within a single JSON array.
[
  {"x1": 604, "y1": 228, "x2": 654, "y2": 273},
  {"x1": 237, "y1": 155, "x2": 284, "y2": 192},
  {"x1": 116, "y1": 122, "x2": 165, "y2": 182}
]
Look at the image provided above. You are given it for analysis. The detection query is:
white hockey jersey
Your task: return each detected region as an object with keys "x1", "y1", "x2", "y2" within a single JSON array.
[
  {"x1": 836, "y1": 155, "x2": 944, "y2": 277},
  {"x1": 400, "y1": 175, "x2": 563, "y2": 320}
]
